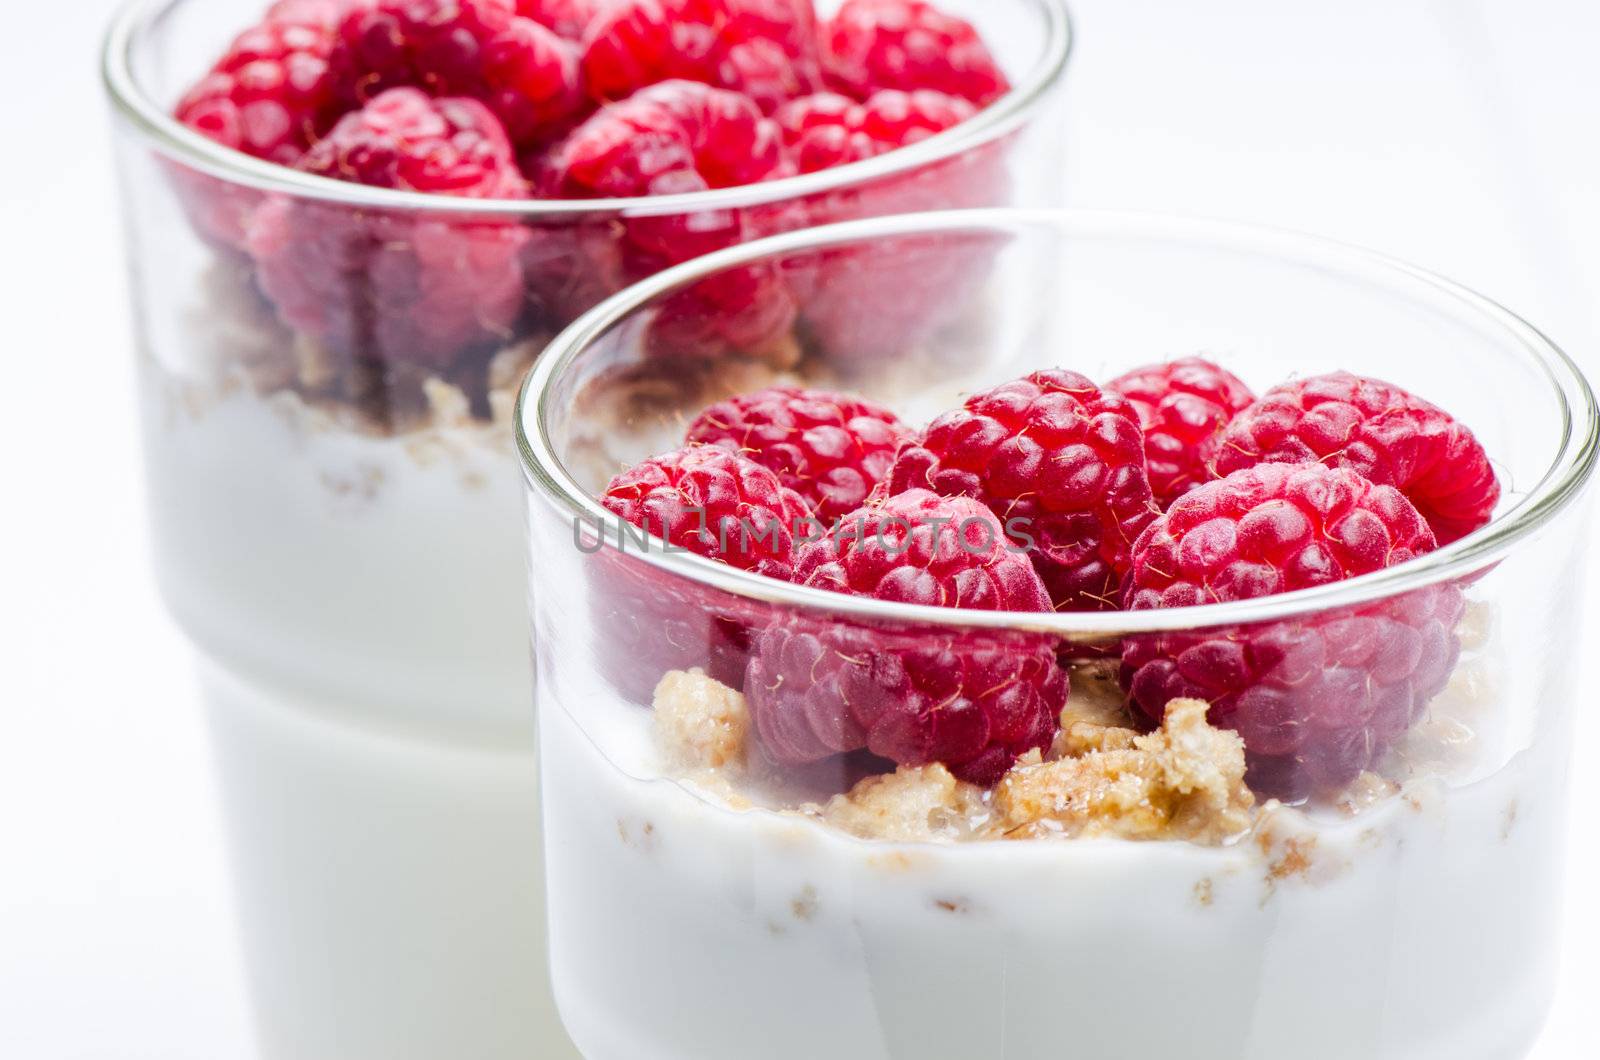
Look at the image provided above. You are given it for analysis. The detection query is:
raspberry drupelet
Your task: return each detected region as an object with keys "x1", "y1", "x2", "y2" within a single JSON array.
[
  {"x1": 685, "y1": 386, "x2": 914, "y2": 523},
  {"x1": 328, "y1": 0, "x2": 584, "y2": 147},
  {"x1": 580, "y1": 0, "x2": 823, "y2": 114},
  {"x1": 820, "y1": 0, "x2": 1009, "y2": 107},
  {"x1": 1119, "y1": 462, "x2": 1463, "y2": 799},
  {"x1": 1106, "y1": 356, "x2": 1255, "y2": 510},
  {"x1": 745, "y1": 489, "x2": 1068, "y2": 785},
  {"x1": 1210, "y1": 371, "x2": 1500, "y2": 546},
  {"x1": 248, "y1": 88, "x2": 532, "y2": 369},
  {"x1": 889, "y1": 370, "x2": 1159, "y2": 611}
]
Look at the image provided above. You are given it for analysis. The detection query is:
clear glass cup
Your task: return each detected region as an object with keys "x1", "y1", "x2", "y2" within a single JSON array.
[
  {"x1": 102, "y1": 2, "x2": 1073, "y2": 1057},
  {"x1": 518, "y1": 209, "x2": 1598, "y2": 1060}
]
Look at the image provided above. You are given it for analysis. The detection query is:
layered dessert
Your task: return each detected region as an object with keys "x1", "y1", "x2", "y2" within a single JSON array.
[
  {"x1": 109, "y1": 0, "x2": 1067, "y2": 1057},
  {"x1": 532, "y1": 359, "x2": 1582, "y2": 1059},
  {"x1": 143, "y1": 0, "x2": 1045, "y2": 726}
]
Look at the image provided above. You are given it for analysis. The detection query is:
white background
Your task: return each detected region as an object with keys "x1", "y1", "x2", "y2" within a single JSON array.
[{"x1": 2, "y1": 0, "x2": 1597, "y2": 1056}]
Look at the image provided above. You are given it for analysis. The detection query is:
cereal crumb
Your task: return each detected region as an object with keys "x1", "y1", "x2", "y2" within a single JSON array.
[
  {"x1": 653, "y1": 670, "x2": 750, "y2": 772},
  {"x1": 1457, "y1": 600, "x2": 1495, "y2": 651},
  {"x1": 1260, "y1": 839, "x2": 1312, "y2": 877},
  {"x1": 791, "y1": 886, "x2": 818, "y2": 921},
  {"x1": 678, "y1": 768, "x2": 754, "y2": 810},
  {"x1": 995, "y1": 698, "x2": 1255, "y2": 844},
  {"x1": 422, "y1": 376, "x2": 474, "y2": 428},
  {"x1": 1336, "y1": 772, "x2": 1400, "y2": 817},
  {"x1": 821, "y1": 764, "x2": 991, "y2": 842},
  {"x1": 1193, "y1": 878, "x2": 1214, "y2": 907},
  {"x1": 1502, "y1": 799, "x2": 1520, "y2": 841}
]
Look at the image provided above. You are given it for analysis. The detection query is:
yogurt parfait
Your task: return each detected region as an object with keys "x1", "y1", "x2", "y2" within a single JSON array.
[{"x1": 519, "y1": 211, "x2": 1598, "y2": 1060}]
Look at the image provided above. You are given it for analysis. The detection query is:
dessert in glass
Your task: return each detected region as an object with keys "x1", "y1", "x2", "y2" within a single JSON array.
[
  {"x1": 102, "y1": 0, "x2": 1071, "y2": 1055},
  {"x1": 518, "y1": 210, "x2": 1598, "y2": 1060}
]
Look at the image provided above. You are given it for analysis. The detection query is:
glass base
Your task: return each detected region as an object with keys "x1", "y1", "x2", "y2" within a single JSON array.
[{"x1": 198, "y1": 658, "x2": 576, "y2": 1060}]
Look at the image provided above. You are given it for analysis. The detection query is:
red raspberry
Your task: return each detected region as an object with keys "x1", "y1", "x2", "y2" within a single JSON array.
[
  {"x1": 771, "y1": 89, "x2": 1001, "y2": 365},
  {"x1": 746, "y1": 489, "x2": 1067, "y2": 785},
  {"x1": 175, "y1": 0, "x2": 347, "y2": 165},
  {"x1": 248, "y1": 88, "x2": 531, "y2": 368},
  {"x1": 889, "y1": 370, "x2": 1159, "y2": 611},
  {"x1": 775, "y1": 88, "x2": 975, "y2": 172},
  {"x1": 592, "y1": 444, "x2": 809, "y2": 702},
  {"x1": 296, "y1": 87, "x2": 530, "y2": 194},
  {"x1": 1210, "y1": 372, "x2": 1500, "y2": 545},
  {"x1": 820, "y1": 0, "x2": 1009, "y2": 107},
  {"x1": 685, "y1": 386, "x2": 914, "y2": 523},
  {"x1": 580, "y1": 0, "x2": 822, "y2": 113},
  {"x1": 1120, "y1": 462, "x2": 1463, "y2": 798},
  {"x1": 539, "y1": 80, "x2": 798, "y2": 357},
  {"x1": 1105, "y1": 356, "x2": 1256, "y2": 509},
  {"x1": 600, "y1": 444, "x2": 811, "y2": 577},
  {"x1": 172, "y1": 0, "x2": 349, "y2": 248},
  {"x1": 586, "y1": 548, "x2": 764, "y2": 704},
  {"x1": 328, "y1": 0, "x2": 584, "y2": 146},
  {"x1": 543, "y1": 79, "x2": 785, "y2": 195},
  {"x1": 517, "y1": 0, "x2": 609, "y2": 38}
]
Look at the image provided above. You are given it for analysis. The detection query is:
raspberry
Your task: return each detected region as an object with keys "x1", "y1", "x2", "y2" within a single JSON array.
[
  {"x1": 543, "y1": 79, "x2": 785, "y2": 195},
  {"x1": 172, "y1": 0, "x2": 350, "y2": 248},
  {"x1": 685, "y1": 386, "x2": 914, "y2": 523},
  {"x1": 1210, "y1": 372, "x2": 1500, "y2": 545},
  {"x1": 328, "y1": 0, "x2": 584, "y2": 146},
  {"x1": 1119, "y1": 462, "x2": 1463, "y2": 799},
  {"x1": 600, "y1": 444, "x2": 811, "y2": 577},
  {"x1": 820, "y1": 0, "x2": 1009, "y2": 107},
  {"x1": 775, "y1": 88, "x2": 975, "y2": 172},
  {"x1": 580, "y1": 0, "x2": 822, "y2": 113},
  {"x1": 1105, "y1": 357, "x2": 1256, "y2": 509},
  {"x1": 539, "y1": 80, "x2": 797, "y2": 357},
  {"x1": 593, "y1": 444, "x2": 809, "y2": 703},
  {"x1": 745, "y1": 489, "x2": 1067, "y2": 784},
  {"x1": 297, "y1": 87, "x2": 530, "y2": 194},
  {"x1": 889, "y1": 370, "x2": 1159, "y2": 610},
  {"x1": 770, "y1": 89, "x2": 1000, "y2": 364},
  {"x1": 586, "y1": 548, "x2": 763, "y2": 705},
  {"x1": 248, "y1": 88, "x2": 531, "y2": 368},
  {"x1": 176, "y1": 0, "x2": 347, "y2": 165}
]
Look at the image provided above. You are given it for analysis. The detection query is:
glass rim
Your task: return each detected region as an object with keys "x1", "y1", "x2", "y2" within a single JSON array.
[
  {"x1": 101, "y1": 0, "x2": 1073, "y2": 218},
  {"x1": 516, "y1": 208, "x2": 1599, "y2": 637}
]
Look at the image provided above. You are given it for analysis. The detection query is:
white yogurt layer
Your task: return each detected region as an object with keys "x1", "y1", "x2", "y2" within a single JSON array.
[
  {"x1": 138, "y1": 364, "x2": 531, "y2": 737},
  {"x1": 539, "y1": 651, "x2": 1568, "y2": 1060},
  {"x1": 137, "y1": 352, "x2": 578, "y2": 1057}
]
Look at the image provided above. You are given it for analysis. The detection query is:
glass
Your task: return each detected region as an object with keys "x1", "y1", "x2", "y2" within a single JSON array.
[
  {"x1": 518, "y1": 210, "x2": 1598, "y2": 1060},
  {"x1": 102, "y1": 1, "x2": 1072, "y2": 1057}
]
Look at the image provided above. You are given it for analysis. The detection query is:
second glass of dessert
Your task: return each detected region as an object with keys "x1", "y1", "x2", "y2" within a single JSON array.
[
  {"x1": 103, "y1": 0, "x2": 1071, "y2": 1055},
  {"x1": 519, "y1": 210, "x2": 1598, "y2": 1060}
]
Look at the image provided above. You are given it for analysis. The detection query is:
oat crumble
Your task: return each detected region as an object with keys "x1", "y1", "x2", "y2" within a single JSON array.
[
  {"x1": 653, "y1": 669, "x2": 751, "y2": 773},
  {"x1": 651, "y1": 671, "x2": 1259, "y2": 846},
  {"x1": 818, "y1": 765, "x2": 993, "y2": 842},
  {"x1": 644, "y1": 601, "x2": 1499, "y2": 849},
  {"x1": 995, "y1": 699, "x2": 1256, "y2": 844}
]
